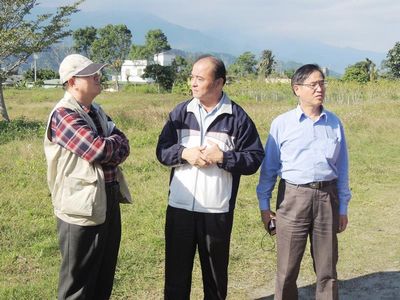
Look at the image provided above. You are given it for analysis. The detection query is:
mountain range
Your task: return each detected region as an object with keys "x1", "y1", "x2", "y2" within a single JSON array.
[{"x1": 34, "y1": 8, "x2": 387, "y2": 75}]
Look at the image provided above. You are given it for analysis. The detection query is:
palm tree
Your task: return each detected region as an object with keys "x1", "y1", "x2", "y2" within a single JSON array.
[{"x1": 257, "y1": 50, "x2": 276, "y2": 80}]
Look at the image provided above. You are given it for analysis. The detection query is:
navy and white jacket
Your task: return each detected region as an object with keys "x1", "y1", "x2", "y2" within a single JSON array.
[{"x1": 156, "y1": 93, "x2": 264, "y2": 213}]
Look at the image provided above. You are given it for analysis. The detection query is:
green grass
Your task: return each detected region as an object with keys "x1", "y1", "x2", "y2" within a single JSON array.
[
  {"x1": 0, "y1": 118, "x2": 45, "y2": 145},
  {"x1": 1, "y1": 82, "x2": 400, "y2": 299}
]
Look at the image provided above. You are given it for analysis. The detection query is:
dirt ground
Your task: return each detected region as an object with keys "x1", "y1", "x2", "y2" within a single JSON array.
[{"x1": 251, "y1": 270, "x2": 400, "y2": 300}]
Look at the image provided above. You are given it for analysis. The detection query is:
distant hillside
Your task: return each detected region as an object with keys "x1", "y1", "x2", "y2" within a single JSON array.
[{"x1": 29, "y1": 8, "x2": 387, "y2": 75}]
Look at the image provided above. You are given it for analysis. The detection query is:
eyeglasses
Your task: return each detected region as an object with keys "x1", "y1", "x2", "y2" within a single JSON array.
[{"x1": 296, "y1": 80, "x2": 327, "y2": 90}]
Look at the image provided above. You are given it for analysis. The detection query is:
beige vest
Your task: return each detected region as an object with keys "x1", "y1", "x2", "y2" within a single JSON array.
[{"x1": 44, "y1": 92, "x2": 131, "y2": 226}]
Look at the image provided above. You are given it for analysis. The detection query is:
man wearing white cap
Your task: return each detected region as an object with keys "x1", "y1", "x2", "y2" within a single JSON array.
[{"x1": 44, "y1": 54, "x2": 132, "y2": 299}]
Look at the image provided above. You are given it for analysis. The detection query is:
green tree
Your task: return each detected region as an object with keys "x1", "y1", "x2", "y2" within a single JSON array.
[
  {"x1": 171, "y1": 56, "x2": 190, "y2": 83},
  {"x1": 24, "y1": 68, "x2": 58, "y2": 81},
  {"x1": 171, "y1": 56, "x2": 191, "y2": 94},
  {"x1": 229, "y1": 51, "x2": 257, "y2": 78},
  {"x1": 342, "y1": 58, "x2": 377, "y2": 83},
  {"x1": 90, "y1": 24, "x2": 132, "y2": 90},
  {"x1": 257, "y1": 49, "x2": 276, "y2": 79},
  {"x1": 365, "y1": 58, "x2": 377, "y2": 81},
  {"x1": 145, "y1": 29, "x2": 171, "y2": 57},
  {"x1": 0, "y1": 0, "x2": 83, "y2": 121},
  {"x1": 91, "y1": 24, "x2": 132, "y2": 74},
  {"x1": 284, "y1": 69, "x2": 296, "y2": 79},
  {"x1": 384, "y1": 42, "x2": 400, "y2": 78},
  {"x1": 142, "y1": 64, "x2": 175, "y2": 92},
  {"x1": 129, "y1": 44, "x2": 151, "y2": 60},
  {"x1": 129, "y1": 29, "x2": 171, "y2": 61},
  {"x1": 72, "y1": 26, "x2": 97, "y2": 57}
]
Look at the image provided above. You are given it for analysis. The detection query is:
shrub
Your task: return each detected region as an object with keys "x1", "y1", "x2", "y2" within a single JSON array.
[
  {"x1": 0, "y1": 118, "x2": 45, "y2": 145},
  {"x1": 171, "y1": 82, "x2": 191, "y2": 95}
]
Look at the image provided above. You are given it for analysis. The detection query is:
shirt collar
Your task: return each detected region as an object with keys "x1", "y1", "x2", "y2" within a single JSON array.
[
  {"x1": 197, "y1": 96, "x2": 223, "y2": 116},
  {"x1": 296, "y1": 105, "x2": 327, "y2": 123},
  {"x1": 188, "y1": 92, "x2": 232, "y2": 115}
]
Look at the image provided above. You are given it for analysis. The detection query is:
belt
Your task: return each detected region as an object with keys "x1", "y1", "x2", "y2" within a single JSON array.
[{"x1": 285, "y1": 179, "x2": 336, "y2": 189}]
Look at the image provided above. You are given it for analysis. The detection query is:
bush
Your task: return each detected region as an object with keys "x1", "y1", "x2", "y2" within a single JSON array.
[
  {"x1": 171, "y1": 82, "x2": 191, "y2": 95},
  {"x1": 0, "y1": 118, "x2": 45, "y2": 145},
  {"x1": 24, "y1": 69, "x2": 58, "y2": 81}
]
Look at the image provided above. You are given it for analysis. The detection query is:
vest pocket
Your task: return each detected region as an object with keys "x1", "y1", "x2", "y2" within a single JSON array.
[{"x1": 60, "y1": 176, "x2": 97, "y2": 216}]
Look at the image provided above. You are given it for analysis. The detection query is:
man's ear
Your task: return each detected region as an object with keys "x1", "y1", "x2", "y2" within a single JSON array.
[
  {"x1": 293, "y1": 85, "x2": 300, "y2": 96},
  {"x1": 216, "y1": 77, "x2": 224, "y2": 88},
  {"x1": 67, "y1": 77, "x2": 75, "y2": 87}
]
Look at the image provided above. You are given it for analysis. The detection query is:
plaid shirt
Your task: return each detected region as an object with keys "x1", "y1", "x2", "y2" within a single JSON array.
[{"x1": 50, "y1": 104, "x2": 130, "y2": 183}]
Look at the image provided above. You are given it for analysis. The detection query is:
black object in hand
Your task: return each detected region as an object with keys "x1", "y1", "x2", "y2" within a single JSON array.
[{"x1": 267, "y1": 218, "x2": 276, "y2": 236}]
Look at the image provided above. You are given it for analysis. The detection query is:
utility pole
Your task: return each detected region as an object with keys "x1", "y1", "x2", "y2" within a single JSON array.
[{"x1": 33, "y1": 53, "x2": 38, "y2": 82}]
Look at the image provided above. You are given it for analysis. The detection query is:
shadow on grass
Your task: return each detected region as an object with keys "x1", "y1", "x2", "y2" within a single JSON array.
[{"x1": 255, "y1": 271, "x2": 400, "y2": 300}]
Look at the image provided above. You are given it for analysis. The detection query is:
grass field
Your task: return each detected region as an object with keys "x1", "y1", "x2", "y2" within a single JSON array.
[{"x1": 0, "y1": 82, "x2": 400, "y2": 299}]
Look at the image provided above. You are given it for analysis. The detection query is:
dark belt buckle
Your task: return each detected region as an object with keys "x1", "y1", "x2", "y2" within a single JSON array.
[{"x1": 309, "y1": 182, "x2": 320, "y2": 189}]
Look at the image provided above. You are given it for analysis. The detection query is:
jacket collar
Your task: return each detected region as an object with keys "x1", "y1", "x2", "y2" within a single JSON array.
[
  {"x1": 61, "y1": 91, "x2": 100, "y2": 113},
  {"x1": 187, "y1": 92, "x2": 233, "y2": 116}
]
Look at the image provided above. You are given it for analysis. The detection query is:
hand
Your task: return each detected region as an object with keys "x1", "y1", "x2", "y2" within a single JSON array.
[
  {"x1": 182, "y1": 146, "x2": 209, "y2": 168},
  {"x1": 260, "y1": 209, "x2": 275, "y2": 231},
  {"x1": 202, "y1": 141, "x2": 223, "y2": 165},
  {"x1": 338, "y1": 214, "x2": 348, "y2": 233}
]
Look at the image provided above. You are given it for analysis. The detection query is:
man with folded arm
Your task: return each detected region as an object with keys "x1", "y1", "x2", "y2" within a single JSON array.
[
  {"x1": 256, "y1": 64, "x2": 351, "y2": 300},
  {"x1": 157, "y1": 55, "x2": 264, "y2": 299},
  {"x1": 44, "y1": 54, "x2": 131, "y2": 299}
]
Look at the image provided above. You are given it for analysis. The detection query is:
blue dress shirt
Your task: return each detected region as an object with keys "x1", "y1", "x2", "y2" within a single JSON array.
[{"x1": 256, "y1": 105, "x2": 351, "y2": 215}]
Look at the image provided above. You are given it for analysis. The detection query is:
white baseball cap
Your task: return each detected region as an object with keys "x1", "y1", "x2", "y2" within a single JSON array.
[{"x1": 59, "y1": 54, "x2": 107, "y2": 84}]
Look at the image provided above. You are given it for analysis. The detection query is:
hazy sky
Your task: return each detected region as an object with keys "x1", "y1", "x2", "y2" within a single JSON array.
[{"x1": 42, "y1": 0, "x2": 399, "y2": 53}]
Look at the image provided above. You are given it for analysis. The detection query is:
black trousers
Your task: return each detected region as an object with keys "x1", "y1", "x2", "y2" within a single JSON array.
[
  {"x1": 57, "y1": 183, "x2": 121, "y2": 300},
  {"x1": 164, "y1": 206, "x2": 234, "y2": 300}
]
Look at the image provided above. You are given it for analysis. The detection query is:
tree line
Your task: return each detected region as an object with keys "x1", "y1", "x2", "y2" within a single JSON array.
[
  {"x1": 72, "y1": 25, "x2": 184, "y2": 91},
  {"x1": 70, "y1": 25, "x2": 278, "y2": 91},
  {"x1": 2, "y1": 0, "x2": 400, "y2": 121},
  {"x1": 342, "y1": 44, "x2": 400, "y2": 83}
]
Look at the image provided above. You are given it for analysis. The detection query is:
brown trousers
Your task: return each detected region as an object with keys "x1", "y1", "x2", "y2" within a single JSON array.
[{"x1": 275, "y1": 180, "x2": 339, "y2": 300}]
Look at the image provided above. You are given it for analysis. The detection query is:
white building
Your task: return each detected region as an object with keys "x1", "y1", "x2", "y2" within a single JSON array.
[
  {"x1": 120, "y1": 59, "x2": 151, "y2": 83},
  {"x1": 120, "y1": 51, "x2": 176, "y2": 83},
  {"x1": 154, "y1": 51, "x2": 176, "y2": 66}
]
